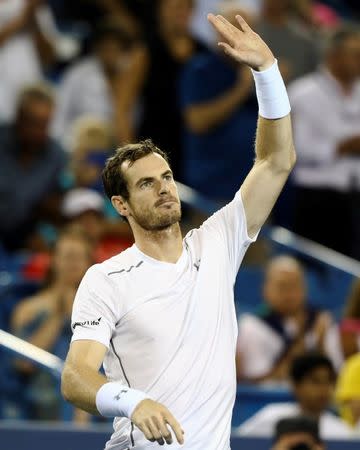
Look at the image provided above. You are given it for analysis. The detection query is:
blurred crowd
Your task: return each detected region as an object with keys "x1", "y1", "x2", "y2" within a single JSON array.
[{"x1": 0, "y1": 0, "x2": 360, "y2": 443}]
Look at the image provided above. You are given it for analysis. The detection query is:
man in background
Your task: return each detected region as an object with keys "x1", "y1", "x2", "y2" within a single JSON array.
[
  {"x1": 289, "y1": 28, "x2": 360, "y2": 259},
  {"x1": 271, "y1": 416, "x2": 325, "y2": 450},
  {"x1": 0, "y1": 83, "x2": 65, "y2": 252},
  {"x1": 236, "y1": 353, "x2": 351, "y2": 440},
  {"x1": 237, "y1": 256, "x2": 332, "y2": 382}
]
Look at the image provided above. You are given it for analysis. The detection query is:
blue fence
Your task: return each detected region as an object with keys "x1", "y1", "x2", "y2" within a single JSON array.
[{"x1": 0, "y1": 422, "x2": 358, "y2": 450}]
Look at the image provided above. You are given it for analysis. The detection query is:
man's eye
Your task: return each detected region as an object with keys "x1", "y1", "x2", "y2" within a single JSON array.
[
  {"x1": 164, "y1": 174, "x2": 173, "y2": 181},
  {"x1": 141, "y1": 181, "x2": 153, "y2": 188}
]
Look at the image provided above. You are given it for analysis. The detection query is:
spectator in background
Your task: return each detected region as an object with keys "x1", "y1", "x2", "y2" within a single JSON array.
[
  {"x1": 69, "y1": 116, "x2": 114, "y2": 193},
  {"x1": 289, "y1": 28, "x2": 360, "y2": 259},
  {"x1": 133, "y1": 0, "x2": 207, "y2": 180},
  {"x1": 335, "y1": 353, "x2": 360, "y2": 433},
  {"x1": 68, "y1": 117, "x2": 133, "y2": 246},
  {"x1": 325, "y1": 278, "x2": 360, "y2": 372},
  {"x1": 291, "y1": 0, "x2": 342, "y2": 35},
  {"x1": 256, "y1": 0, "x2": 319, "y2": 83},
  {"x1": 0, "y1": 83, "x2": 65, "y2": 252},
  {"x1": 237, "y1": 256, "x2": 332, "y2": 383},
  {"x1": 236, "y1": 353, "x2": 351, "y2": 440},
  {"x1": 62, "y1": 188, "x2": 133, "y2": 261},
  {"x1": 180, "y1": 3, "x2": 257, "y2": 201},
  {"x1": 190, "y1": 0, "x2": 263, "y2": 46},
  {"x1": 11, "y1": 227, "x2": 94, "y2": 421},
  {"x1": 271, "y1": 416, "x2": 325, "y2": 450},
  {"x1": 52, "y1": 18, "x2": 145, "y2": 146},
  {"x1": 0, "y1": 0, "x2": 58, "y2": 122}
]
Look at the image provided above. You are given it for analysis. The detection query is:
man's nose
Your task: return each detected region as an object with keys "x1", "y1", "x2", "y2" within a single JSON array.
[{"x1": 159, "y1": 180, "x2": 170, "y2": 195}]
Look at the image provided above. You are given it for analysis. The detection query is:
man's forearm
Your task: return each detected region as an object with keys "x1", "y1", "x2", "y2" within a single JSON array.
[
  {"x1": 61, "y1": 361, "x2": 107, "y2": 415},
  {"x1": 255, "y1": 115, "x2": 296, "y2": 172},
  {"x1": 185, "y1": 82, "x2": 251, "y2": 134}
]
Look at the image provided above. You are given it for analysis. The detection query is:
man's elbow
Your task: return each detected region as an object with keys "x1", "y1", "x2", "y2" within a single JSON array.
[{"x1": 271, "y1": 144, "x2": 297, "y2": 174}]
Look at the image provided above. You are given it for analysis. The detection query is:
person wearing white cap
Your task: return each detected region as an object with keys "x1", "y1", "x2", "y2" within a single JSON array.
[{"x1": 62, "y1": 188, "x2": 105, "y2": 244}]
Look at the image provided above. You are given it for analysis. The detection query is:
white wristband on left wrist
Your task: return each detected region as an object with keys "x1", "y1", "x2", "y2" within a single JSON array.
[{"x1": 96, "y1": 382, "x2": 149, "y2": 418}]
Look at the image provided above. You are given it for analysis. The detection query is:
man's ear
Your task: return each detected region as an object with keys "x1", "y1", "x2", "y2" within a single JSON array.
[{"x1": 111, "y1": 195, "x2": 129, "y2": 218}]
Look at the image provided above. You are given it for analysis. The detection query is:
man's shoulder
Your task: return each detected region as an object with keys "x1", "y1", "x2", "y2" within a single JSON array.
[
  {"x1": 257, "y1": 402, "x2": 299, "y2": 417},
  {"x1": 91, "y1": 245, "x2": 143, "y2": 278}
]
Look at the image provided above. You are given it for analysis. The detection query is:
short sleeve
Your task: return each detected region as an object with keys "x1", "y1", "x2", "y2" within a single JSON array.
[
  {"x1": 200, "y1": 190, "x2": 259, "y2": 279},
  {"x1": 71, "y1": 265, "x2": 120, "y2": 348}
]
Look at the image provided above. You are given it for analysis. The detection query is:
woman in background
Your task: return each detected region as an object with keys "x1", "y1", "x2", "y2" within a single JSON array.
[{"x1": 11, "y1": 226, "x2": 94, "y2": 421}]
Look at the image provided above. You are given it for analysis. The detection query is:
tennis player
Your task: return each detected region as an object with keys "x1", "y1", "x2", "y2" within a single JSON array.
[{"x1": 61, "y1": 13, "x2": 296, "y2": 449}]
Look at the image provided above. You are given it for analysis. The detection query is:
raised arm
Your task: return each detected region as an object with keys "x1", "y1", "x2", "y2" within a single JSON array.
[{"x1": 208, "y1": 14, "x2": 296, "y2": 238}]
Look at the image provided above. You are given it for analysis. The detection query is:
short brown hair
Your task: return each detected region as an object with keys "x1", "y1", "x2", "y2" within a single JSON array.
[
  {"x1": 102, "y1": 139, "x2": 169, "y2": 200},
  {"x1": 17, "y1": 82, "x2": 55, "y2": 113}
]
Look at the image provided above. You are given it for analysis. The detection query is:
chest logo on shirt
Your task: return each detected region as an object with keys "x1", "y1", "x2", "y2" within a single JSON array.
[{"x1": 194, "y1": 259, "x2": 201, "y2": 271}]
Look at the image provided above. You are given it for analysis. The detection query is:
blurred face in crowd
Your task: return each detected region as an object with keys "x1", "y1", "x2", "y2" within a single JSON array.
[
  {"x1": 264, "y1": 260, "x2": 306, "y2": 316},
  {"x1": 95, "y1": 37, "x2": 130, "y2": 75},
  {"x1": 17, "y1": 98, "x2": 53, "y2": 149},
  {"x1": 329, "y1": 35, "x2": 360, "y2": 83},
  {"x1": 263, "y1": 0, "x2": 290, "y2": 15},
  {"x1": 70, "y1": 211, "x2": 104, "y2": 242},
  {"x1": 158, "y1": 0, "x2": 194, "y2": 35},
  {"x1": 294, "y1": 366, "x2": 336, "y2": 416},
  {"x1": 115, "y1": 153, "x2": 181, "y2": 231},
  {"x1": 52, "y1": 235, "x2": 93, "y2": 288}
]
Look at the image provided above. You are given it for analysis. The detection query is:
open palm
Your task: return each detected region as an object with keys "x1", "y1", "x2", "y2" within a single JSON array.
[{"x1": 208, "y1": 13, "x2": 274, "y2": 72}]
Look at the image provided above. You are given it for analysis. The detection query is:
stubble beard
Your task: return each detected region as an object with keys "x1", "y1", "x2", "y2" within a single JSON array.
[{"x1": 132, "y1": 204, "x2": 182, "y2": 231}]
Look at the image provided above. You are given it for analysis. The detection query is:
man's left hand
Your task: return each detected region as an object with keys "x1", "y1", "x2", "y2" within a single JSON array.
[{"x1": 207, "y1": 13, "x2": 275, "y2": 71}]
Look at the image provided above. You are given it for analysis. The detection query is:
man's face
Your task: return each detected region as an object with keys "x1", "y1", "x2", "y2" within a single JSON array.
[
  {"x1": 264, "y1": 268, "x2": 306, "y2": 316},
  {"x1": 337, "y1": 36, "x2": 360, "y2": 81},
  {"x1": 119, "y1": 153, "x2": 181, "y2": 231},
  {"x1": 294, "y1": 367, "x2": 335, "y2": 415},
  {"x1": 17, "y1": 100, "x2": 53, "y2": 148},
  {"x1": 158, "y1": 0, "x2": 194, "y2": 35}
]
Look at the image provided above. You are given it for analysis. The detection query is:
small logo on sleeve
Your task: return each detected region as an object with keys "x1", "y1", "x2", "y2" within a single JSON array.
[
  {"x1": 72, "y1": 317, "x2": 102, "y2": 330},
  {"x1": 194, "y1": 258, "x2": 201, "y2": 271}
]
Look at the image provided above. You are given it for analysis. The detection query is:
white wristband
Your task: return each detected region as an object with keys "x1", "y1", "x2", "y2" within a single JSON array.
[
  {"x1": 96, "y1": 382, "x2": 149, "y2": 418},
  {"x1": 251, "y1": 59, "x2": 291, "y2": 119}
]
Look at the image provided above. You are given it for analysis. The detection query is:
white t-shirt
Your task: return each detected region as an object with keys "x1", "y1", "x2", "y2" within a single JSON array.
[
  {"x1": 0, "y1": 0, "x2": 58, "y2": 122},
  {"x1": 234, "y1": 402, "x2": 352, "y2": 440},
  {"x1": 71, "y1": 191, "x2": 256, "y2": 450}
]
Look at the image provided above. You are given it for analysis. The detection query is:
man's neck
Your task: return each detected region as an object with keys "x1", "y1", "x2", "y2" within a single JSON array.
[{"x1": 133, "y1": 223, "x2": 183, "y2": 263}]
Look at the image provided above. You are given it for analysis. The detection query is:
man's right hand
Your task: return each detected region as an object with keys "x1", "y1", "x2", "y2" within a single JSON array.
[{"x1": 131, "y1": 399, "x2": 184, "y2": 446}]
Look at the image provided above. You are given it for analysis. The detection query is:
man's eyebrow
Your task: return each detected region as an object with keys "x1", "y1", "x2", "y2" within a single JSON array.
[
  {"x1": 135, "y1": 170, "x2": 173, "y2": 187},
  {"x1": 135, "y1": 176, "x2": 154, "y2": 187}
]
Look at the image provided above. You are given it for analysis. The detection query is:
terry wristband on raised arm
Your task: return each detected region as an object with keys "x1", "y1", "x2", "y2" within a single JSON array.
[
  {"x1": 95, "y1": 382, "x2": 149, "y2": 418},
  {"x1": 251, "y1": 59, "x2": 291, "y2": 120}
]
